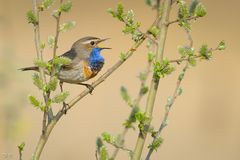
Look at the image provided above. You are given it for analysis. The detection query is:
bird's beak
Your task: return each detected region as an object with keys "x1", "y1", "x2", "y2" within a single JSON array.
[{"x1": 97, "y1": 38, "x2": 111, "y2": 50}]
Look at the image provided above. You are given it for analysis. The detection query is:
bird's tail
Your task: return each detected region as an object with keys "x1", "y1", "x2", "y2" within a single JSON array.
[{"x1": 19, "y1": 66, "x2": 38, "y2": 71}]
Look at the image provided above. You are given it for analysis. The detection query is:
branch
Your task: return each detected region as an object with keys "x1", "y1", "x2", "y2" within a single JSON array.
[
  {"x1": 32, "y1": 0, "x2": 50, "y2": 134},
  {"x1": 18, "y1": 148, "x2": 23, "y2": 160},
  {"x1": 145, "y1": 62, "x2": 189, "y2": 160},
  {"x1": 32, "y1": 118, "x2": 57, "y2": 160},
  {"x1": 95, "y1": 150, "x2": 99, "y2": 160},
  {"x1": 52, "y1": 0, "x2": 63, "y2": 60},
  {"x1": 146, "y1": 18, "x2": 194, "y2": 160},
  {"x1": 111, "y1": 53, "x2": 153, "y2": 159},
  {"x1": 169, "y1": 55, "x2": 199, "y2": 64},
  {"x1": 167, "y1": 16, "x2": 199, "y2": 26},
  {"x1": 47, "y1": 0, "x2": 64, "y2": 122},
  {"x1": 132, "y1": 0, "x2": 172, "y2": 159},
  {"x1": 107, "y1": 141, "x2": 133, "y2": 154},
  {"x1": 169, "y1": 47, "x2": 220, "y2": 64}
]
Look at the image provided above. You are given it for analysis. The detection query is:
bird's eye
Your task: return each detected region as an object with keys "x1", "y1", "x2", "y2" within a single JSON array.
[{"x1": 90, "y1": 41, "x2": 95, "y2": 45}]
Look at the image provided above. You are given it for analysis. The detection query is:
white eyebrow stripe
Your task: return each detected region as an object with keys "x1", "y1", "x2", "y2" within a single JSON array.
[{"x1": 82, "y1": 39, "x2": 99, "y2": 44}]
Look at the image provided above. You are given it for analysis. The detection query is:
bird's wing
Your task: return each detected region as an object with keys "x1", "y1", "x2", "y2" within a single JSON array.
[{"x1": 49, "y1": 49, "x2": 78, "y2": 69}]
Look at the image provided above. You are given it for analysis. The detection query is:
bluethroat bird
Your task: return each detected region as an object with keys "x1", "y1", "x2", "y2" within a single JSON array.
[{"x1": 20, "y1": 36, "x2": 111, "y2": 93}]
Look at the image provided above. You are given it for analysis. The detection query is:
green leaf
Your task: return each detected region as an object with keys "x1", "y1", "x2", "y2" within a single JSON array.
[
  {"x1": 135, "y1": 111, "x2": 148, "y2": 122},
  {"x1": 99, "y1": 146, "x2": 109, "y2": 160},
  {"x1": 59, "y1": 21, "x2": 76, "y2": 32},
  {"x1": 140, "y1": 86, "x2": 149, "y2": 95},
  {"x1": 108, "y1": 3, "x2": 125, "y2": 22},
  {"x1": 48, "y1": 35, "x2": 55, "y2": 48},
  {"x1": 26, "y1": 10, "x2": 38, "y2": 26},
  {"x1": 28, "y1": 95, "x2": 40, "y2": 107},
  {"x1": 28, "y1": 95, "x2": 44, "y2": 111},
  {"x1": 107, "y1": 8, "x2": 115, "y2": 17},
  {"x1": 32, "y1": 73, "x2": 44, "y2": 90},
  {"x1": 135, "y1": 111, "x2": 150, "y2": 133},
  {"x1": 40, "y1": 0, "x2": 55, "y2": 10},
  {"x1": 177, "y1": 88, "x2": 183, "y2": 96},
  {"x1": 123, "y1": 106, "x2": 140, "y2": 129},
  {"x1": 126, "y1": 10, "x2": 134, "y2": 24},
  {"x1": 102, "y1": 132, "x2": 111, "y2": 143},
  {"x1": 167, "y1": 96, "x2": 173, "y2": 106},
  {"x1": 148, "y1": 26, "x2": 160, "y2": 37},
  {"x1": 189, "y1": 0, "x2": 199, "y2": 15},
  {"x1": 122, "y1": 24, "x2": 138, "y2": 34},
  {"x1": 96, "y1": 137, "x2": 103, "y2": 151},
  {"x1": 40, "y1": 41, "x2": 46, "y2": 50},
  {"x1": 154, "y1": 59, "x2": 175, "y2": 79},
  {"x1": 195, "y1": 3, "x2": 207, "y2": 17},
  {"x1": 52, "y1": 91, "x2": 69, "y2": 103},
  {"x1": 178, "y1": 46, "x2": 194, "y2": 57},
  {"x1": 178, "y1": 20, "x2": 191, "y2": 31},
  {"x1": 120, "y1": 52, "x2": 127, "y2": 61},
  {"x1": 148, "y1": 137, "x2": 163, "y2": 151},
  {"x1": 138, "y1": 72, "x2": 147, "y2": 82},
  {"x1": 178, "y1": 1, "x2": 189, "y2": 19},
  {"x1": 188, "y1": 56, "x2": 197, "y2": 66},
  {"x1": 178, "y1": 72, "x2": 185, "y2": 81},
  {"x1": 218, "y1": 40, "x2": 226, "y2": 50},
  {"x1": 59, "y1": 1, "x2": 72, "y2": 12},
  {"x1": 18, "y1": 142, "x2": 25, "y2": 151},
  {"x1": 146, "y1": 40, "x2": 152, "y2": 49},
  {"x1": 145, "y1": 0, "x2": 157, "y2": 7},
  {"x1": 53, "y1": 56, "x2": 71, "y2": 66},
  {"x1": 132, "y1": 30, "x2": 143, "y2": 42},
  {"x1": 45, "y1": 76, "x2": 58, "y2": 92},
  {"x1": 116, "y1": 3, "x2": 125, "y2": 21},
  {"x1": 199, "y1": 44, "x2": 212, "y2": 59},
  {"x1": 34, "y1": 59, "x2": 49, "y2": 68},
  {"x1": 147, "y1": 51, "x2": 155, "y2": 62},
  {"x1": 120, "y1": 86, "x2": 131, "y2": 105},
  {"x1": 102, "y1": 132, "x2": 116, "y2": 144}
]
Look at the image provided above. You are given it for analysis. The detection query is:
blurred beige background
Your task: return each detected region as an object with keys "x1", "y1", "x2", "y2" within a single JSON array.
[{"x1": 0, "y1": 0, "x2": 240, "y2": 159}]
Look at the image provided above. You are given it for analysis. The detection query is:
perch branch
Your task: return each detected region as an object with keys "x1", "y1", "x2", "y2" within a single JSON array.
[{"x1": 132, "y1": 0, "x2": 172, "y2": 159}]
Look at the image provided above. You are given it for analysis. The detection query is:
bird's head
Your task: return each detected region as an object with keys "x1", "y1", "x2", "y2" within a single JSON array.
[{"x1": 71, "y1": 36, "x2": 110, "y2": 58}]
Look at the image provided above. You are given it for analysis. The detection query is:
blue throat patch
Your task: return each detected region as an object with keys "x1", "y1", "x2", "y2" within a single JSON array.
[{"x1": 89, "y1": 48, "x2": 104, "y2": 71}]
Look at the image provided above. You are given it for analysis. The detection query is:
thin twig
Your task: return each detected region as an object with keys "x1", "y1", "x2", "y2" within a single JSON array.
[
  {"x1": 145, "y1": 62, "x2": 189, "y2": 160},
  {"x1": 169, "y1": 55, "x2": 200, "y2": 64},
  {"x1": 52, "y1": 0, "x2": 63, "y2": 59},
  {"x1": 32, "y1": 0, "x2": 49, "y2": 134},
  {"x1": 107, "y1": 141, "x2": 133, "y2": 153},
  {"x1": 122, "y1": 16, "x2": 158, "y2": 45},
  {"x1": 167, "y1": 16, "x2": 199, "y2": 26},
  {"x1": 47, "y1": 0, "x2": 64, "y2": 121},
  {"x1": 95, "y1": 150, "x2": 99, "y2": 160},
  {"x1": 111, "y1": 55, "x2": 153, "y2": 159},
  {"x1": 18, "y1": 149, "x2": 23, "y2": 160}
]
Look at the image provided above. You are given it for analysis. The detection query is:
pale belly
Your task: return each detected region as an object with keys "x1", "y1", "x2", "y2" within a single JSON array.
[{"x1": 57, "y1": 63, "x2": 92, "y2": 84}]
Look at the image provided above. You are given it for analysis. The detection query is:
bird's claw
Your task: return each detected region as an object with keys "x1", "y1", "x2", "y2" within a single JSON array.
[
  {"x1": 86, "y1": 84, "x2": 94, "y2": 94},
  {"x1": 61, "y1": 102, "x2": 69, "y2": 114}
]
